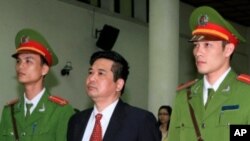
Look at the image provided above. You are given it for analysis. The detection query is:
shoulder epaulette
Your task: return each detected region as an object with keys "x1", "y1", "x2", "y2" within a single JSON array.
[
  {"x1": 49, "y1": 95, "x2": 68, "y2": 106},
  {"x1": 6, "y1": 98, "x2": 19, "y2": 106},
  {"x1": 237, "y1": 74, "x2": 250, "y2": 84},
  {"x1": 176, "y1": 79, "x2": 198, "y2": 91}
]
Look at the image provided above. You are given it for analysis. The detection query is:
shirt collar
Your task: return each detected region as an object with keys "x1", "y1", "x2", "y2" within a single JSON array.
[
  {"x1": 93, "y1": 99, "x2": 119, "y2": 121},
  {"x1": 204, "y1": 67, "x2": 231, "y2": 91},
  {"x1": 24, "y1": 88, "x2": 46, "y2": 108}
]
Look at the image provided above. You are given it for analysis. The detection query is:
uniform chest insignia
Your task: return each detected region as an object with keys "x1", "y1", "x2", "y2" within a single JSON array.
[
  {"x1": 237, "y1": 74, "x2": 250, "y2": 84},
  {"x1": 39, "y1": 103, "x2": 46, "y2": 112},
  {"x1": 176, "y1": 79, "x2": 198, "y2": 91},
  {"x1": 48, "y1": 95, "x2": 68, "y2": 106},
  {"x1": 222, "y1": 85, "x2": 230, "y2": 92},
  {"x1": 6, "y1": 98, "x2": 19, "y2": 106}
]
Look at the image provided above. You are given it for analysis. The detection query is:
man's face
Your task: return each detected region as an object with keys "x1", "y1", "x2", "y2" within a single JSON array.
[
  {"x1": 15, "y1": 53, "x2": 49, "y2": 85},
  {"x1": 193, "y1": 40, "x2": 233, "y2": 75},
  {"x1": 86, "y1": 58, "x2": 123, "y2": 102}
]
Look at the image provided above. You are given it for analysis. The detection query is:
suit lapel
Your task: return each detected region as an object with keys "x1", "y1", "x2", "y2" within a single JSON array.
[
  {"x1": 15, "y1": 91, "x2": 50, "y2": 130},
  {"x1": 76, "y1": 109, "x2": 92, "y2": 141},
  {"x1": 24, "y1": 92, "x2": 49, "y2": 127},
  {"x1": 103, "y1": 100, "x2": 125, "y2": 141},
  {"x1": 14, "y1": 97, "x2": 26, "y2": 129},
  {"x1": 189, "y1": 82, "x2": 205, "y2": 122},
  {"x1": 204, "y1": 70, "x2": 236, "y2": 118}
]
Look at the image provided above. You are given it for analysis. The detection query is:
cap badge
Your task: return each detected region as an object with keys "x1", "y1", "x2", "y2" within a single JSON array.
[
  {"x1": 21, "y1": 35, "x2": 29, "y2": 44},
  {"x1": 198, "y1": 14, "x2": 209, "y2": 26}
]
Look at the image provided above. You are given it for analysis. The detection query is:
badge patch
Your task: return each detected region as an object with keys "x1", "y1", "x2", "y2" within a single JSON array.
[
  {"x1": 198, "y1": 14, "x2": 209, "y2": 26},
  {"x1": 21, "y1": 35, "x2": 29, "y2": 44},
  {"x1": 221, "y1": 105, "x2": 239, "y2": 111}
]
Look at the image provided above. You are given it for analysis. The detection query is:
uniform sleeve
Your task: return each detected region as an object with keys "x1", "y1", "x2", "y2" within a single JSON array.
[
  {"x1": 55, "y1": 104, "x2": 75, "y2": 141},
  {"x1": 0, "y1": 106, "x2": 12, "y2": 141},
  {"x1": 168, "y1": 92, "x2": 182, "y2": 141},
  {"x1": 0, "y1": 107, "x2": 5, "y2": 140}
]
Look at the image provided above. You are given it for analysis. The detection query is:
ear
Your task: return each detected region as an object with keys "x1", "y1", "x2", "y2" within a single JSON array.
[
  {"x1": 116, "y1": 78, "x2": 125, "y2": 92},
  {"x1": 42, "y1": 64, "x2": 49, "y2": 76},
  {"x1": 224, "y1": 43, "x2": 235, "y2": 57}
]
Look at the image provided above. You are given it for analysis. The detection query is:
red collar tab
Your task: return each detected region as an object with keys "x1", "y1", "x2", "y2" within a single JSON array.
[
  {"x1": 176, "y1": 79, "x2": 198, "y2": 91},
  {"x1": 237, "y1": 74, "x2": 250, "y2": 84},
  {"x1": 6, "y1": 98, "x2": 19, "y2": 106},
  {"x1": 49, "y1": 95, "x2": 68, "y2": 106}
]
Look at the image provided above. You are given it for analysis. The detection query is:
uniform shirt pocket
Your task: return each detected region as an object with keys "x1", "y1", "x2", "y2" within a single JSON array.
[{"x1": 219, "y1": 105, "x2": 241, "y2": 125}]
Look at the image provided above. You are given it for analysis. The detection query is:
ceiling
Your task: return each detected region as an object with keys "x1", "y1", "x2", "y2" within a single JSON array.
[{"x1": 180, "y1": 0, "x2": 250, "y2": 27}]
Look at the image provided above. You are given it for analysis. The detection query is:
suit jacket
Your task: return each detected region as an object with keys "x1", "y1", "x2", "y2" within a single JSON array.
[
  {"x1": 67, "y1": 99, "x2": 161, "y2": 141},
  {"x1": 168, "y1": 70, "x2": 250, "y2": 141},
  {"x1": 0, "y1": 90, "x2": 75, "y2": 141}
]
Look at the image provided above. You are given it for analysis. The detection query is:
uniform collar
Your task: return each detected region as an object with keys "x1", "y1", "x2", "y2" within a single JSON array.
[
  {"x1": 24, "y1": 88, "x2": 46, "y2": 113},
  {"x1": 204, "y1": 67, "x2": 231, "y2": 91}
]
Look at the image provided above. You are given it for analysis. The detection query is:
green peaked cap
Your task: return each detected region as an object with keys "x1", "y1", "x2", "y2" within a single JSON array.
[
  {"x1": 13, "y1": 28, "x2": 58, "y2": 66},
  {"x1": 189, "y1": 6, "x2": 246, "y2": 44}
]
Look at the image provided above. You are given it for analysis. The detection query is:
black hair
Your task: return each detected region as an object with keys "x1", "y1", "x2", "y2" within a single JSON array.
[
  {"x1": 40, "y1": 55, "x2": 49, "y2": 66},
  {"x1": 89, "y1": 50, "x2": 130, "y2": 95},
  {"x1": 157, "y1": 105, "x2": 172, "y2": 130}
]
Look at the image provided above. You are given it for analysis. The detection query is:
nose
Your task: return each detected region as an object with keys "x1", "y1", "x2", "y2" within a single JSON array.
[
  {"x1": 193, "y1": 46, "x2": 203, "y2": 58},
  {"x1": 16, "y1": 61, "x2": 24, "y2": 70},
  {"x1": 88, "y1": 72, "x2": 96, "y2": 82}
]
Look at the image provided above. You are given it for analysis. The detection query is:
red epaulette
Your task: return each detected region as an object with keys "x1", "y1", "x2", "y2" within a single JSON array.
[
  {"x1": 6, "y1": 98, "x2": 19, "y2": 106},
  {"x1": 176, "y1": 79, "x2": 198, "y2": 91},
  {"x1": 237, "y1": 74, "x2": 250, "y2": 84},
  {"x1": 49, "y1": 95, "x2": 68, "y2": 106}
]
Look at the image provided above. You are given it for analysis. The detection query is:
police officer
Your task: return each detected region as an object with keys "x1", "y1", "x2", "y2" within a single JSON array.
[
  {"x1": 168, "y1": 6, "x2": 250, "y2": 141},
  {"x1": 0, "y1": 28, "x2": 75, "y2": 141}
]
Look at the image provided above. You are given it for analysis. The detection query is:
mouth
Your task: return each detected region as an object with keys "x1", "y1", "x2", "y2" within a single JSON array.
[
  {"x1": 87, "y1": 84, "x2": 96, "y2": 91},
  {"x1": 196, "y1": 60, "x2": 206, "y2": 66},
  {"x1": 17, "y1": 72, "x2": 25, "y2": 77}
]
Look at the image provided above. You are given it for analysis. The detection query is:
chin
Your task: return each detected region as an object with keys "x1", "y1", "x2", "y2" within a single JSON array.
[
  {"x1": 17, "y1": 79, "x2": 26, "y2": 83},
  {"x1": 17, "y1": 78, "x2": 31, "y2": 84},
  {"x1": 197, "y1": 69, "x2": 208, "y2": 74},
  {"x1": 87, "y1": 91, "x2": 97, "y2": 97}
]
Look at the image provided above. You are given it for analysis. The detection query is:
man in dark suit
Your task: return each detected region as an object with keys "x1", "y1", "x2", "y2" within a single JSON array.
[{"x1": 67, "y1": 51, "x2": 160, "y2": 141}]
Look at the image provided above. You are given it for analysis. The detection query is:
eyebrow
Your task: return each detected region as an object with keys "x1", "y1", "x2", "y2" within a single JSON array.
[
  {"x1": 17, "y1": 55, "x2": 34, "y2": 60},
  {"x1": 88, "y1": 67, "x2": 107, "y2": 72}
]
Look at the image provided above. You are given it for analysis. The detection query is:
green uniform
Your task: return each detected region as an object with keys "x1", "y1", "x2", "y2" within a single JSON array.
[
  {"x1": 168, "y1": 70, "x2": 250, "y2": 141},
  {"x1": 0, "y1": 90, "x2": 74, "y2": 141}
]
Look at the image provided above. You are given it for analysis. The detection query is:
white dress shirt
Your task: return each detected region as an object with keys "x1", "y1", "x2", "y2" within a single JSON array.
[
  {"x1": 24, "y1": 88, "x2": 45, "y2": 115},
  {"x1": 203, "y1": 68, "x2": 231, "y2": 105},
  {"x1": 82, "y1": 99, "x2": 119, "y2": 141}
]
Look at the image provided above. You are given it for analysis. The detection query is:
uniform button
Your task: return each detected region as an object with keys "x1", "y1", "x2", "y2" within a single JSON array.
[
  {"x1": 202, "y1": 123, "x2": 205, "y2": 128},
  {"x1": 21, "y1": 132, "x2": 26, "y2": 136},
  {"x1": 10, "y1": 132, "x2": 14, "y2": 136},
  {"x1": 181, "y1": 123, "x2": 184, "y2": 127}
]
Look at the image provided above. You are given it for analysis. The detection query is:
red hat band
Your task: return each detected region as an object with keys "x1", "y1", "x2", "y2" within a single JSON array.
[
  {"x1": 16, "y1": 40, "x2": 53, "y2": 66},
  {"x1": 192, "y1": 22, "x2": 238, "y2": 46}
]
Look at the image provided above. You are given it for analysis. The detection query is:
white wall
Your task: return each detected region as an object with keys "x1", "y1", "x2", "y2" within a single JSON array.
[
  {"x1": 0, "y1": 0, "x2": 250, "y2": 118},
  {"x1": 0, "y1": 0, "x2": 149, "y2": 116}
]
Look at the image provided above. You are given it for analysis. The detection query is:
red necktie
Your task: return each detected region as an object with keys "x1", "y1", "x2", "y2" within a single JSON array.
[{"x1": 90, "y1": 114, "x2": 103, "y2": 141}]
